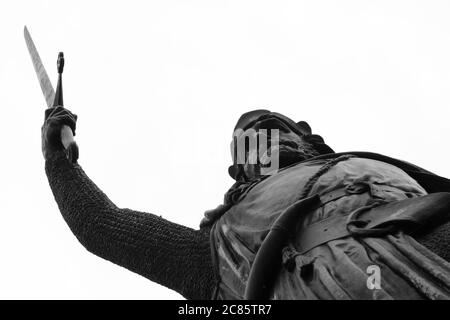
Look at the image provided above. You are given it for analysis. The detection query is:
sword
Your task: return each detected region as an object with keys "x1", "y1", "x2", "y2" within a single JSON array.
[{"x1": 24, "y1": 26, "x2": 79, "y2": 163}]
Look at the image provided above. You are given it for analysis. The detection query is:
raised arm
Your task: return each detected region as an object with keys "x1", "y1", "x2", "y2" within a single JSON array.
[{"x1": 43, "y1": 107, "x2": 216, "y2": 299}]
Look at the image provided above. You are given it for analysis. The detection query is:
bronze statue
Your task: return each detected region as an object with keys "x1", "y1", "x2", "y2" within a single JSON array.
[
  {"x1": 41, "y1": 107, "x2": 450, "y2": 299},
  {"x1": 27, "y1": 27, "x2": 450, "y2": 300}
]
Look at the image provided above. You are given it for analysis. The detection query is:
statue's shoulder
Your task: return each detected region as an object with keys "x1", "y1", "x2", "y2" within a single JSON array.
[
  {"x1": 307, "y1": 151, "x2": 431, "y2": 173},
  {"x1": 306, "y1": 151, "x2": 450, "y2": 194},
  {"x1": 200, "y1": 151, "x2": 450, "y2": 229}
]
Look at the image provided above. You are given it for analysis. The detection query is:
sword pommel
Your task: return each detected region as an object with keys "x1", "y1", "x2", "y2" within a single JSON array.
[
  {"x1": 53, "y1": 52, "x2": 64, "y2": 107},
  {"x1": 57, "y1": 52, "x2": 64, "y2": 74}
]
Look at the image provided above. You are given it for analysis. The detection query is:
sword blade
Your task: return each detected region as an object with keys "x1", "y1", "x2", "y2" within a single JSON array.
[{"x1": 24, "y1": 26, "x2": 55, "y2": 108}]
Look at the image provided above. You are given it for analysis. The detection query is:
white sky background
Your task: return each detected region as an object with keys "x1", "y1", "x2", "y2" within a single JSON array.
[{"x1": 0, "y1": 0, "x2": 450, "y2": 299}]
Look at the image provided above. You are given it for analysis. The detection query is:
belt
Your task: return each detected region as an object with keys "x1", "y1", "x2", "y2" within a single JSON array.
[
  {"x1": 319, "y1": 182, "x2": 407, "y2": 206},
  {"x1": 296, "y1": 192, "x2": 450, "y2": 254}
]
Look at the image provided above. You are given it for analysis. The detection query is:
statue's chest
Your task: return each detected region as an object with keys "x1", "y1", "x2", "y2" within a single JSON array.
[
  {"x1": 217, "y1": 157, "x2": 427, "y2": 253},
  {"x1": 212, "y1": 157, "x2": 428, "y2": 299}
]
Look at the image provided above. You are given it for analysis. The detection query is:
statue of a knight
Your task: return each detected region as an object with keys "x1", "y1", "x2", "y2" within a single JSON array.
[{"x1": 42, "y1": 107, "x2": 450, "y2": 299}]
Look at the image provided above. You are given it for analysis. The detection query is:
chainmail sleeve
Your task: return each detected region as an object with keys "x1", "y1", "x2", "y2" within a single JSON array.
[{"x1": 45, "y1": 152, "x2": 216, "y2": 300}]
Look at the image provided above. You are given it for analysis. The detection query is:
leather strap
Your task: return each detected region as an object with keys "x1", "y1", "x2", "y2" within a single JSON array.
[
  {"x1": 296, "y1": 192, "x2": 450, "y2": 254},
  {"x1": 350, "y1": 192, "x2": 450, "y2": 232}
]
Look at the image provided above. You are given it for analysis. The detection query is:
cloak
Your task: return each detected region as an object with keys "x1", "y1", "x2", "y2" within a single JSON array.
[{"x1": 210, "y1": 152, "x2": 450, "y2": 300}]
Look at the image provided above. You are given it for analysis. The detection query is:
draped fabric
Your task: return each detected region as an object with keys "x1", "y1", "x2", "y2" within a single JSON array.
[
  {"x1": 211, "y1": 157, "x2": 450, "y2": 299},
  {"x1": 271, "y1": 232, "x2": 450, "y2": 299}
]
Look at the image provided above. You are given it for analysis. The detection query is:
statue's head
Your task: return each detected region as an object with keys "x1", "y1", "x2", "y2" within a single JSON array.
[{"x1": 228, "y1": 109, "x2": 334, "y2": 181}]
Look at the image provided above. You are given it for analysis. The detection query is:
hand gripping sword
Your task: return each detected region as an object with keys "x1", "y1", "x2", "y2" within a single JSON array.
[{"x1": 24, "y1": 26, "x2": 79, "y2": 163}]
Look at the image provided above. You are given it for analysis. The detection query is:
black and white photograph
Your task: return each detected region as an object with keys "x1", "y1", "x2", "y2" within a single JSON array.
[{"x1": 1, "y1": 0, "x2": 450, "y2": 304}]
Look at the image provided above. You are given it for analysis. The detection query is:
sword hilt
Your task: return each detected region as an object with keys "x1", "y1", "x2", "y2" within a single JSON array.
[{"x1": 53, "y1": 52, "x2": 79, "y2": 163}]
